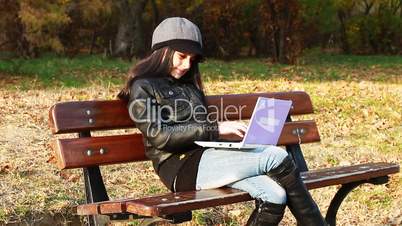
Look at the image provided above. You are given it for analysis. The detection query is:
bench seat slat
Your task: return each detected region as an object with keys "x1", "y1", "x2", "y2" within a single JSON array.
[
  {"x1": 49, "y1": 91, "x2": 313, "y2": 134},
  {"x1": 76, "y1": 162, "x2": 399, "y2": 216},
  {"x1": 126, "y1": 188, "x2": 252, "y2": 217},
  {"x1": 301, "y1": 162, "x2": 399, "y2": 189},
  {"x1": 54, "y1": 120, "x2": 320, "y2": 169}
]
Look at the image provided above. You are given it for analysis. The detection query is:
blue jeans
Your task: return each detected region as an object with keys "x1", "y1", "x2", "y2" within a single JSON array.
[{"x1": 196, "y1": 146, "x2": 289, "y2": 204}]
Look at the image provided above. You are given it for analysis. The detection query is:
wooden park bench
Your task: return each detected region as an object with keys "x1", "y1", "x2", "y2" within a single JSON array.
[{"x1": 48, "y1": 91, "x2": 399, "y2": 226}]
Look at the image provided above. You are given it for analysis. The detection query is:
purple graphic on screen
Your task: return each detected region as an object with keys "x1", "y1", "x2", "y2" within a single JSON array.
[{"x1": 243, "y1": 97, "x2": 292, "y2": 145}]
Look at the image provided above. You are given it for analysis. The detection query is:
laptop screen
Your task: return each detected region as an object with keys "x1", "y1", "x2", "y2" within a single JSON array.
[{"x1": 242, "y1": 97, "x2": 292, "y2": 145}]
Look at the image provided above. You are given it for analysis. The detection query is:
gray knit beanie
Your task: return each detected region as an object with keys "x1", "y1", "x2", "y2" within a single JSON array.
[{"x1": 151, "y1": 17, "x2": 203, "y2": 56}]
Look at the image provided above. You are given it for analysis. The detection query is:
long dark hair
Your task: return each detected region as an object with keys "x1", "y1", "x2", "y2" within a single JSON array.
[{"x1": 117, "y1": 46, "x2": 205, "y2": 102}]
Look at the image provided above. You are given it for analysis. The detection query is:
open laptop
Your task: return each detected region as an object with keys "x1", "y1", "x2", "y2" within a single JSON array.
[{"x1": 194, "y1": 97, "x2": 292, "y2": 149}]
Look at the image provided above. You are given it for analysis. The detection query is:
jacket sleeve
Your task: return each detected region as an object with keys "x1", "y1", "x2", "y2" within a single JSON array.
[{"x1": 128, "y1": 79, "x2": 219, "y2": 152}]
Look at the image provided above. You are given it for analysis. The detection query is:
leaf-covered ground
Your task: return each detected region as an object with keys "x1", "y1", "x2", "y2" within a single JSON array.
[{"x1": 0, "y1": 54, "x2": 401, "y2": 225}]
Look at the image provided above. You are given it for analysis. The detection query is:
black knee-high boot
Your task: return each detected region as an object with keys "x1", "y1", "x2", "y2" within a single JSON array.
[
  {"x1": 246, "y1": 199, "x2": 286, "y2": 226},
  {"x1": 268, "y1": 156, "x2": 327, "y2": 226}
]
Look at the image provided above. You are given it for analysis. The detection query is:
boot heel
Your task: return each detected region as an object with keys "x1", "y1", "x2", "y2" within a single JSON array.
[
  {"x1": 246, "y1": 199, "x2": 285, "y2": 226},
  {"x1": 268, "y1": 156, "x2": 327, "y2": 226}
]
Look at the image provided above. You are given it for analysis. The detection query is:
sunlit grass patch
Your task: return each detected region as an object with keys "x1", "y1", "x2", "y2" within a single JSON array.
[
  {"x1": 350, "y1": 186, "x2": 393, "y2": 210},
  {"x1": 0, "y1": 209, "x2": 6, "y2": 222}
]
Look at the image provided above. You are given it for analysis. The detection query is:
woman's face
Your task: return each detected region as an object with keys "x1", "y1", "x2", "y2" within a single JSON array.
[{"x1": 170, "y1": 51, "x2": 196, "y2": 79}]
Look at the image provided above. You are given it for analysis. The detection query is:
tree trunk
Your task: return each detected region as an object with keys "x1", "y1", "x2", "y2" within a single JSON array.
[
  {"x1": 150, "y1": 0, "x2": 159, "y2": 28},
  {"x1": 113, "y1": 0, "x2": 135, "y2": 58},
  {"x1": 267, "y1": 0, "x2": 298, "y2": 64},
  {"x1": 113, "y1": 0, "x2": 148, "y2": 59},
  {"x1": 89, "y1": 30, "x2": 97, "y2": 55},
  {"x1": 278, "y1": 0, "x2": 290, "y2": 63},
  {"x1": 267, "y1": 0, "x2": 280, "y2": 62},
  {"x1": 337, "y1": 10, "x2": 351, "y2": 54},
  {"x1": 131, "y1": 0, "x2": 148, "y2": 58},
  {"x1": 161, "y1": 1, "x2": 174, "y2": 17}
]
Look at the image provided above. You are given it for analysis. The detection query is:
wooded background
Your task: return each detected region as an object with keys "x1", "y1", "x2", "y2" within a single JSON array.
[{"x1": 1, "y1": 0, "x2": 401, "y2": 63}]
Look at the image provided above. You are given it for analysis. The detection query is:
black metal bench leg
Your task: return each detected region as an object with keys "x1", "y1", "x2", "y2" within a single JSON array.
[
  {"x1": 83, "y1": 166, "x2": 110, "y2": 226},
  {"x1": 325, "y1": 176, "x2": 390, "y2": 226},
  {"x1": 80, "y1": 131, "x2": 110, "y2": 226},
  {"x1": 325, "y1": 181, "x2": 362, "y2": 226}
]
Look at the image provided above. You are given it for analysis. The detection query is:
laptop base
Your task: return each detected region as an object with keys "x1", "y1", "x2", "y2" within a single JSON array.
[{"x1": 194, "y1": 141, "x2": 272, "y2": 149}]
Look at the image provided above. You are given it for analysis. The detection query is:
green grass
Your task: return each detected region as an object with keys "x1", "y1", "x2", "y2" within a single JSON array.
[
  {"x1": 1, "y1": 51, "x2": 401, "y2": 90},
  {"x1": 302, "y1": 49, "x2": 402, "y2": 67},
  {"x1": 0, "y1": 53, "x2": 130, "y2": 87},
  {"x1": 350, "y1": 187, "x2": 393, "y2": 209},
  {"x1": 202, "y1": 51, "x2": 402, "y2": 82},
  {"x1": 0, "y1": 209, "x2": 6, "y2": 222}
]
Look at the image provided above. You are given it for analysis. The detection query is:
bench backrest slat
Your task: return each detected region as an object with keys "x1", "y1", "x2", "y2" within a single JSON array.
[
  {"x1": 54, "y1": 120, "x2": 319, "y2": 169},
  {"x1": 49, "y1": 92, "x2": 313, "y2": 134},
  {"x1": 53, "y1": 133, "x2": 146, "y2": 169}
]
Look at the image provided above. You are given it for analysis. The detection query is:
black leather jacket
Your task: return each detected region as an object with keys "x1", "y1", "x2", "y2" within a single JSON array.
[{"x1": 128, "y1": 76, "x2": 219, "y2": 173}]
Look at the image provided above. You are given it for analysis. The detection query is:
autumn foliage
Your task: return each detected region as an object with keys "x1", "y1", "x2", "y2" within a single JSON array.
[{"x1": 0, "y1": 0, "x2": 401, "y2": 63}]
